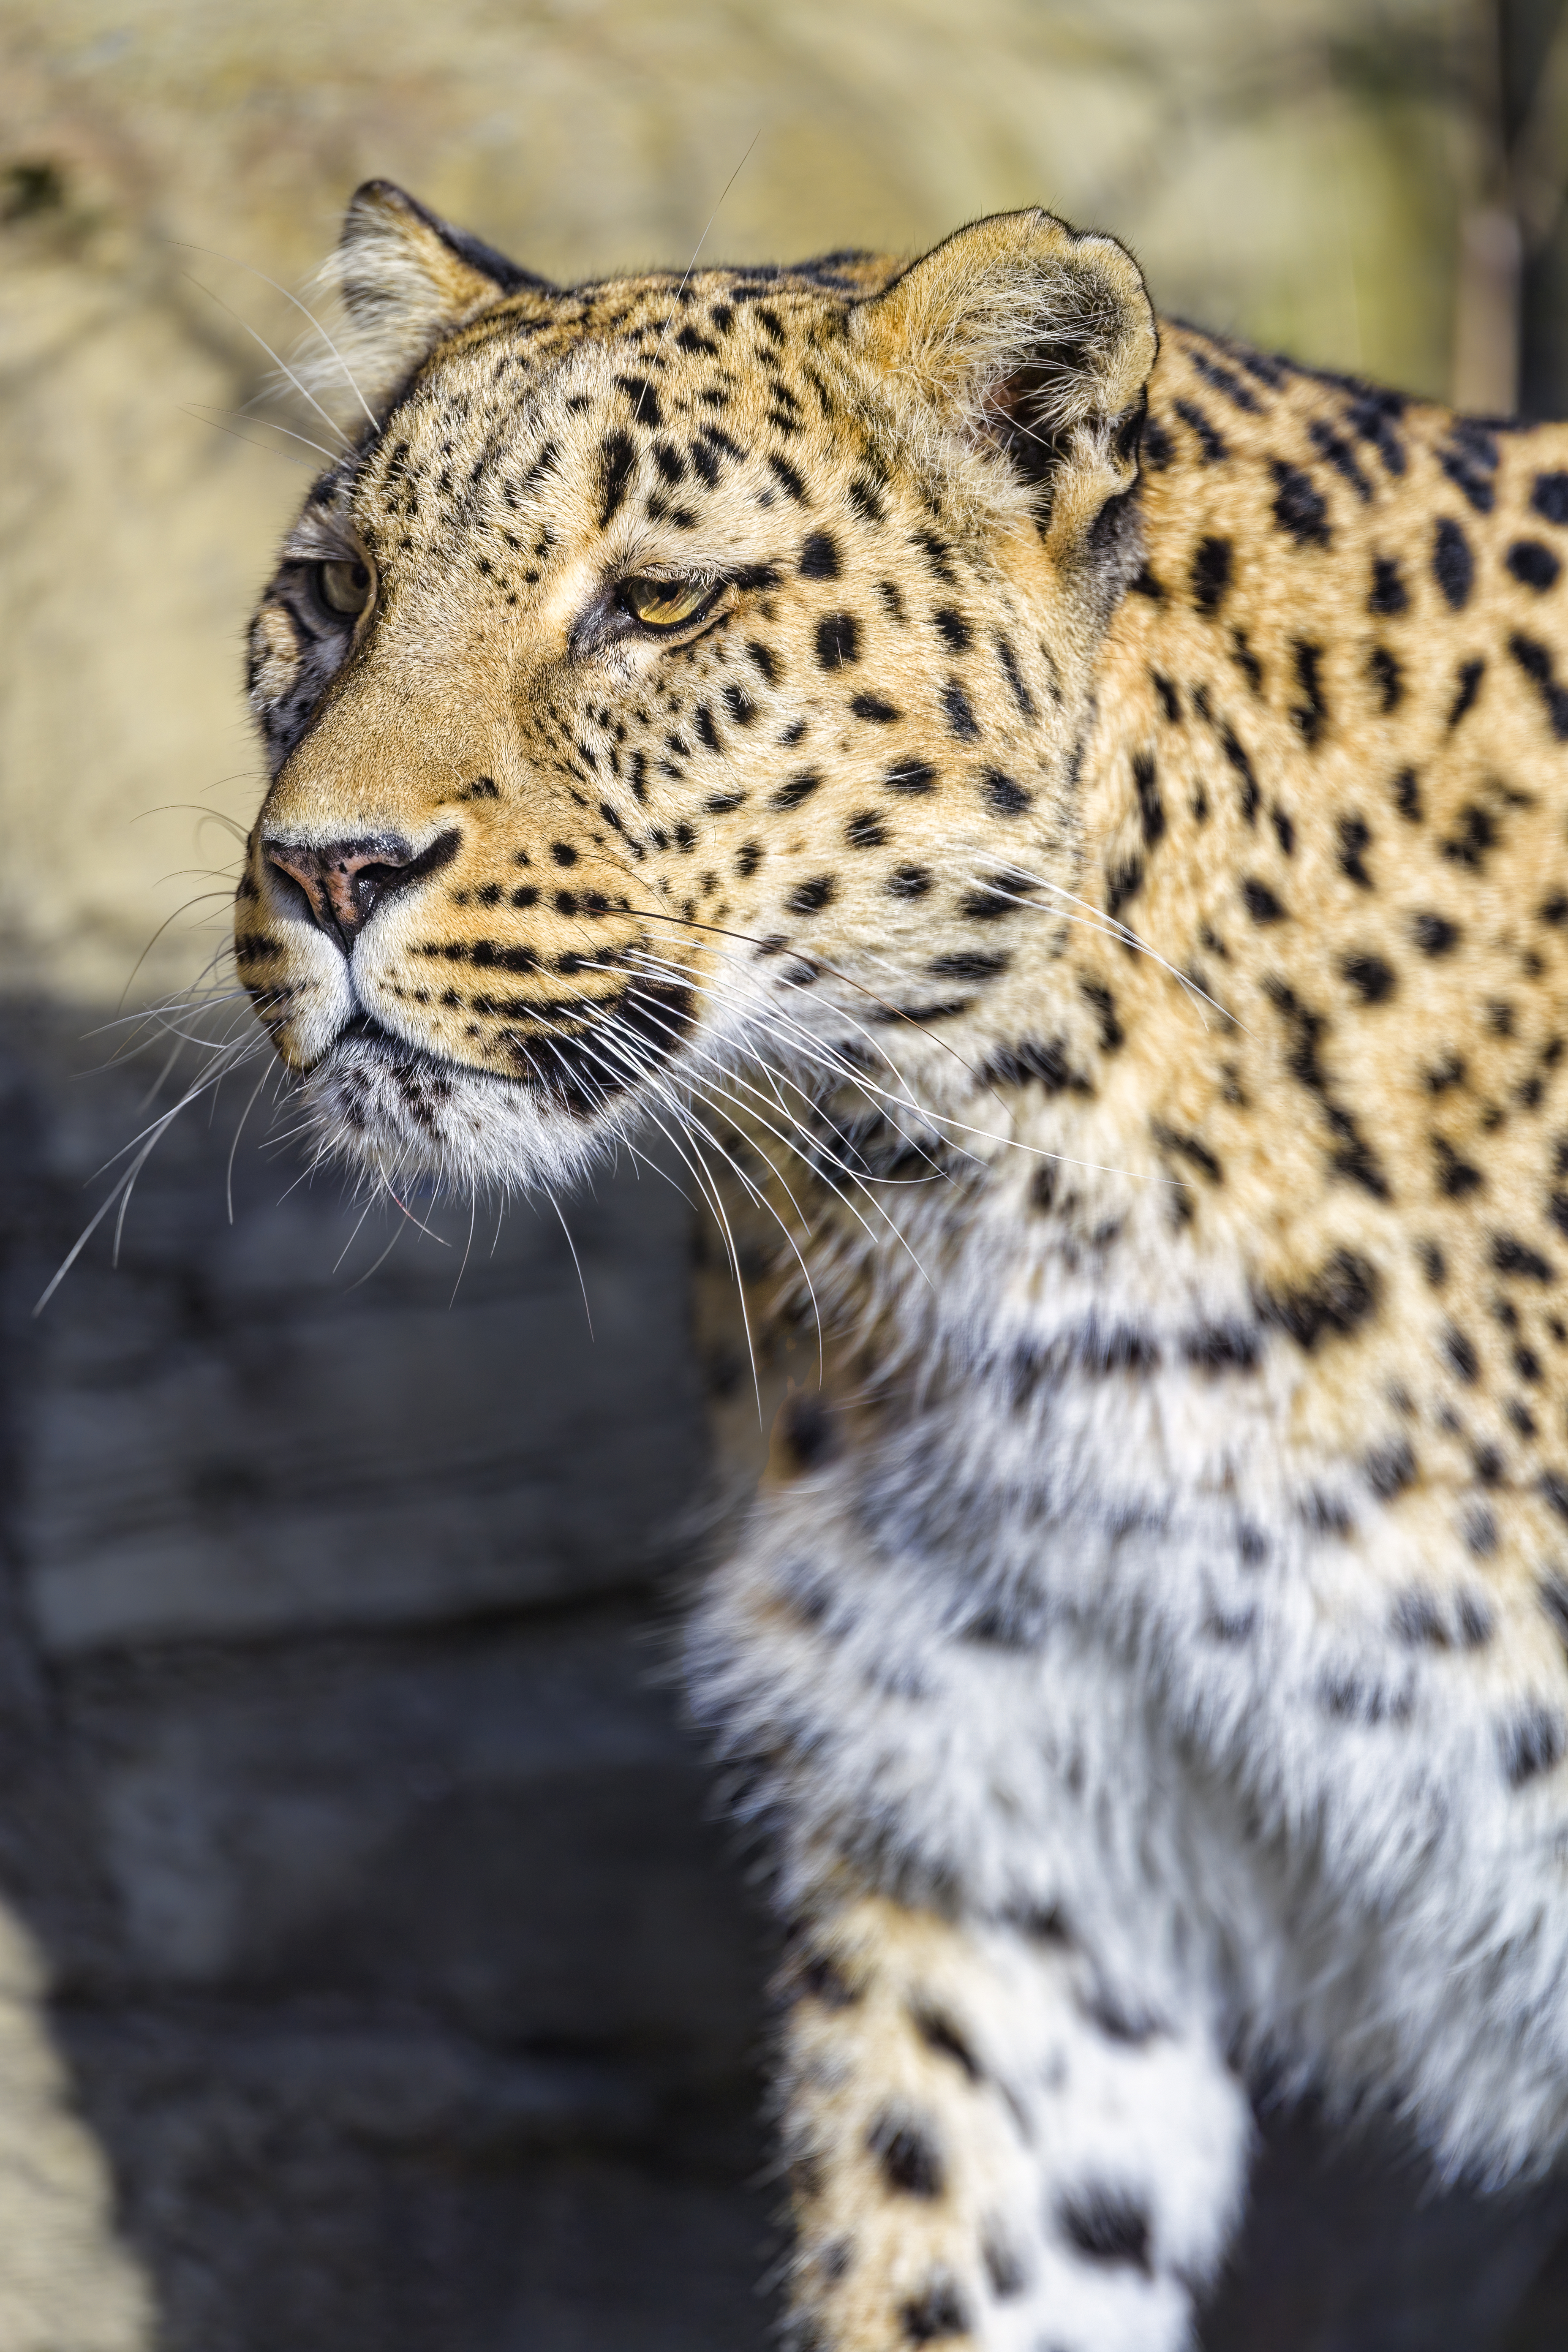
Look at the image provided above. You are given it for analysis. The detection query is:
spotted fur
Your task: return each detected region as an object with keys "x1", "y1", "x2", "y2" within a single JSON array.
[{"x1": 237, "y1": 180, "x2": 1568, "y2": 2349}]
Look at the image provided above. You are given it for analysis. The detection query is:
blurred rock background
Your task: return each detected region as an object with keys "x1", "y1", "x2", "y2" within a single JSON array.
[{"x1": 3, "y1": 1, "x2": 1568, "y2": 2345}]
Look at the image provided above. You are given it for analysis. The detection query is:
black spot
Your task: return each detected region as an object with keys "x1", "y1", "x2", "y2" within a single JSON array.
[
  {"x1": 1242, "y1": 878, "x2": 1285, "y2": 923},
  {"x1": 1500, "y1": 1709, "x2": 1565, "y2": 1787},
  {"x1": 1188, "y1": 345, "x2": 1263, "y2": 410},
  {"x1": 1466, "y1": 1506, "x2": 1500, "y2": 1557},
  {"x1": 851, "y1": 693, "x2": 900, "y2": 723},
  {"x1": 768, "y1": 453, "x2": 808, "y2": 501},
  {"x1": 869, "y1": 2112, "x2": 945, "y2": 2198},
  {"x1": 771, "y1": 770, "x2": 822, "y2": 810},
  {"x1": 550, "y1": 841, "x2": 578, "y2": 867},
  {"x1": 1342, "y1": 953, "x2": 1396, "y2": 1004},
  {"x1": 960, "y1": 879, "x2": 1024, "y2": 921},
  {"x1": 1444, "y1": 1323, "x2": 1480, "y2": 1383},
  {"x1": 982, "y1": 1036, "x2": 1087, "y2": 1092},
  {"x1": 1131, "y1": 750, "x2": 1165, "y2": 848},
  {"x1": 1446, "y1": 658, "x2": 1485, "y2": 728},
  {"x1": 900, "y1": 2278, "x2": 970, "y2": 2343},
  {"x1": 797, "y1": 1948, "x2": 857, "y2": 2008},
  {"x1": 799, "y1": 531, "x2": 840, "y2": 579},
  {"x1": 1365, "y1": 1439, "x2": 1417, "y2": 1500},
  {"x1": 1320, "y1": 1668, "x2": 1410, "y2": 1722},
  {"x1": 746, "y1": 639, "x2": 779, "y2": 683},
  {"x1": 934, "y1": 606, "x2": 971, "y2": 651},
  {"x1": 1106, "y1": 856, "x2": 1144, "y2": 920},
  {"x1": 1081, "y1": 977, "x2": 1123, "y2": 1051},
  {"x1": 786, "y1": 876, "x2": 836, "y2": 915},
  {"x1": 982, "y1": 769, "x2": 1031, "y2": 816},
  {"x1": 1508, "y1": 538, "x2": 1561, "y2": 591},
  {"x1": 1152, "y1": 1122, "x2": 1222, "y2": 1182},
  {"x1": 887, "y1": 865, "x2": 932, "y2": 898},
  {"x1": 1432, "y1": 1138, "x2": 1483, "y2": 1197},
  {"x1": 846, "y1": 810, "x2": 887, "y2": 848},
  {"x1": 1304, "y1": 415, "x2": 1371, "y2": 499},
  {"x1": 1271, "y1": 460, "x2": 1331, "y2": 547},
  {"x1": 1440, "y1": 418, "x2": 1500, "y2": 507},
  {"x1": 815, "y1": 612, "x2": 860, "y2": 668},
  {"x1": 1232, "y1": 630, "x2": 1265, "y2": 694},
  {"x1": 1532, "y1": 471, "x2": 1568, "y2": 526},
  {"x1": 1493, "y1": 1233, "x2": 1555, "y2": 1280},
  {"x1": 1057, "y1": 2186, "x2": 1153, "y2": 2275},
  {"x1": 1433, "y1": 516, "x2": 1475, "y2": 609},
  {"x1": 885, "y1": 758, "x2": 938, "y2": 795},
  {"x1": 1191, "y1": 534, "x2": 1233, "y2": 614},
  {"x1": 1182, "y1": 1322, "x2": 1261, "y2": 1372},
  {"x1": 1141, "y1": 414, "x2": 1174, "y2": 469},
  {"x1": 614, "y1": 373, "x2": 662, "y2": 427},
  {"x1": 1335, "y1": 814, "x2": 1372, "y2": 888},
  {"x1": 1259, "y1": 1248, "x2": 1381, "y2": 1350},
  {"x1": 723, "y1": 683, "x2": 757, "y2": 726},
  {"x1": 1345, "y1": 389, "x2": 1408, "y2": 474},
  {"x1": 995, "y1": 635, "x2": 1037, "y2": 716},
  {"x1": 598, "y1": 429, "x2": 637, "y2": 527},
  {"x1": 914, "y1": 2010, "x2": 983, "y2": 2080},
  {"x1": 980, "y1": 2235, "x2": 1027, "y2": 2301},
  {"x1": 1369, "y1": 554, "x2": 1409, "y2": 615},
  {"x1": 930, "y1": 951, "x2": 1009, "y2": 981},
  {"x1": 943, "y1": 680, "x2": 980, "y2": 739},
  {"x1": 1541, "y1": 1572, "x2": 1568, "y2": 1644},
  {"x1": 1217, "y1": 724, "x2": 1259, "y2": 824},
  {"x1": 1174, "y1": 397, "x2": 1227, "y2": 461},
  {"x1": 1411, "y1": 912, "x2": 1461, "y2": 956},
  {"x1": 1291, "y1": 640, "x2": 1328, "y2": 743},
  {"x1": 1510, "y1": 631, "x2": 1568, "y2": 738},
  {"x1": 1369, "y1": 645, "x2": 1404, "y2": 712}
]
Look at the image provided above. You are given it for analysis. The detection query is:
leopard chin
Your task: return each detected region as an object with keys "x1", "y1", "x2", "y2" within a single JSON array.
[{"x1": 297, "y1": 1018, "x2": 616, "y2": 1196}]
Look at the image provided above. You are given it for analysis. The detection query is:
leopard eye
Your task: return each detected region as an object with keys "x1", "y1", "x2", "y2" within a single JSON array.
[
  {"x1": 618, "y1": 576, "x2": 721, "y2": 631},
  {"x1": 316, "y1": 557, "x2": 373, "y2": 617}
]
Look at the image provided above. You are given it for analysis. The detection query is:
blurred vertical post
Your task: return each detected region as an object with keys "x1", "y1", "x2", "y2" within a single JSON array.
[{"x1": 1453, "y1": 0, "x2": 1568, "y2": 416}]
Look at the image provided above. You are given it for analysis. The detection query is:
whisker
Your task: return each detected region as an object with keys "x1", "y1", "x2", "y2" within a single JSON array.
[
  {"x1": 167, "y1": 240, "x2": 380, "y2": 430},
  {"x1": 178, "y1": 271, "x2": 353, "y2": 449}
]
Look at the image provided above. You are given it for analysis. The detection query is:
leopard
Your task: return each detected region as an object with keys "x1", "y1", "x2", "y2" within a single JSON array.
[{"x1": 234, "y1": 177, "x2": 1568, "y2": 2349}]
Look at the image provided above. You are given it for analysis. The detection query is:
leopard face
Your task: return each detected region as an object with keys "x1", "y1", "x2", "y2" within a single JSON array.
[{"x1": 236, "y1": 183, "x2": 1154, "y2": 1192}]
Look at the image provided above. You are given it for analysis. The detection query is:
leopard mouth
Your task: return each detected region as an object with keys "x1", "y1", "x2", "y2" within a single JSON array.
[{"x1": 295, "y1": 983, "x2": 697, "y2": 1191}]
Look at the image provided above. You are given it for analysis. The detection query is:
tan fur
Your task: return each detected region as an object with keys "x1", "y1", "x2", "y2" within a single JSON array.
[{"x1": 237, "y1": 191, "x2": 1568, "y2": 2349}]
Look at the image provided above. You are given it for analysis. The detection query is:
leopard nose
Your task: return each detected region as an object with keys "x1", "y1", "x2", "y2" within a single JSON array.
[{"x1": 264, "y1": 828, "x2": 461, "y2": 949}]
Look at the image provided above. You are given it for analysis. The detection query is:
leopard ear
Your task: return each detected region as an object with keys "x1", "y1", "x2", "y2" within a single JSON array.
[
  {"x1": 849, "y1": 209, "x2": 1157, "y2": 560},
  {"x1": 326, "y1": 180, "x2": 558, "y2": 411}
]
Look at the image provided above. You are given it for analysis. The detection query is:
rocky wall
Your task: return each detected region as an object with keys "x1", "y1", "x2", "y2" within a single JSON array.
[{"x1": 3, "y1": 2, "x2": 1568, "y2": 2344}]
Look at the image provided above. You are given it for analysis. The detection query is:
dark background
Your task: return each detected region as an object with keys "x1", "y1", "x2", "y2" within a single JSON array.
[{"x1": 5, "y1": 3, "x2": 1568, "y2": 2344}]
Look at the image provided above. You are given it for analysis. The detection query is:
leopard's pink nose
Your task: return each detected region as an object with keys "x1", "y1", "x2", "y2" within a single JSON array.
[{"x1": 265, "y1": 829, "x2": 459, "y2": 949}]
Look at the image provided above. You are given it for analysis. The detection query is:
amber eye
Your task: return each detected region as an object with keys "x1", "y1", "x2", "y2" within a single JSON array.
[
  {"x1": 619, "y1": 576, "x2": 721, "y2": 631},
  {"x1": 315, "y1": 557, "x2": 373, "y2": 617}
]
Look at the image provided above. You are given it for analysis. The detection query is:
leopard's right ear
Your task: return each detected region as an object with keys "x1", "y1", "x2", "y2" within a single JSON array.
[{"x1": 325, "y1": 181, "x2": 558, "y2": 414}]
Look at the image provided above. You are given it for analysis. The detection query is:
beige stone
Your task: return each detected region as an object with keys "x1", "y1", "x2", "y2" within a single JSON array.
[
  {"x1": 0, "y1": 1911, "x2": 152, "y2": 2351},
  {"x1": 0, "y1": 0, "x2": 1462, "y2": 1004}
]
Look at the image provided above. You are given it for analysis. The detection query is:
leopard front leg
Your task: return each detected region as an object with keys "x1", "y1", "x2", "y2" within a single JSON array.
[{"x1": 777, "y1": 1888, "x2": 1250, "y2": 2352}]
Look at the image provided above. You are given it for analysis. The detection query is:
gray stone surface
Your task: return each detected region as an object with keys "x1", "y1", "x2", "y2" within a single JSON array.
[
  {"x1": 0, "y1": 1004, "x2": 778, "y2": 2352},
  {"x1": 0, "y1": 1001, "x2": 1565, "y2": 2347}
]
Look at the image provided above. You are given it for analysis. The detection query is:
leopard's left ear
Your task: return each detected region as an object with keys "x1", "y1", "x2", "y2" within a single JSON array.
[
  {"x1": 849, "y1": 209, "x2": 1157, "y2": 560},
  {"x1": 325, "y1": 181, "x2": 559, "y2": 414}
]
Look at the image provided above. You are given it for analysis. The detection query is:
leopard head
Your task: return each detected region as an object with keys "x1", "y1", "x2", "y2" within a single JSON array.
[{"x1": 236, "y1": 181, "x2": 1155, "y2": 1194}]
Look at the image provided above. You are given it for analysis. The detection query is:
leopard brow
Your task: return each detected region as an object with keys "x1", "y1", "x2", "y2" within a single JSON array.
[{"x1": 281, "y1": 514, "x2": 365, "y2": 564}]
